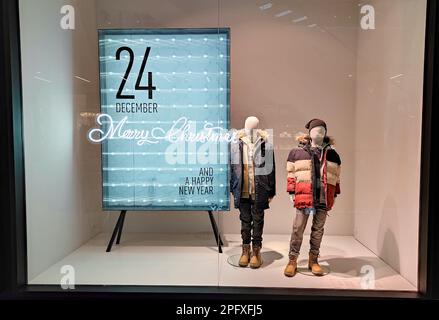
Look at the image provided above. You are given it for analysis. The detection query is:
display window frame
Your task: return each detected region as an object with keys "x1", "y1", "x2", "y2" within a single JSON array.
[{"x1": 1, "y1": 0, "x2": 439, "y2": 300}]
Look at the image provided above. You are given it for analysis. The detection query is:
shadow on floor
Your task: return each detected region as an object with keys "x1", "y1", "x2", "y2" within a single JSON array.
[
  {"x1": 306, "y1": 256, "x2": 401, "y2": 280},
  {"x1": 227, "y1": 250, "x2": 284, "y2": 268}
]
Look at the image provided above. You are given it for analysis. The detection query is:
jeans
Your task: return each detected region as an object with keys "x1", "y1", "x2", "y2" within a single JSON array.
[
  {"x1": 239, "y1": 198, "x2": 265, "y2": 247},
  {"x1": 289, "y1": 208, "x2": 327, "y2": 259}
]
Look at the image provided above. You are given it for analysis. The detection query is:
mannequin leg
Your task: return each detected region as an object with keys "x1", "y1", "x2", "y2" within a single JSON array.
[
  {"x1": 288, "y1": 209, "x2": 310, "y2": 259},
  {"x1": 309, "y1": 209, "x2": 327, "y2": 256},
  {"x1": 248, "y1": 199, "x2": 264, "y2": 268},
  {"x1": 239, "y1": 198, "x2": 252, "y2": 245},
  {"x1": 251, "y1": 203, "x2": 265, "y2": 247}
]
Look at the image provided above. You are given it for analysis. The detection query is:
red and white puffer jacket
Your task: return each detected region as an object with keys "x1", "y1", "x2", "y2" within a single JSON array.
[{"x1": 286, "y1": 134, "x2": 341, "y2": 211}]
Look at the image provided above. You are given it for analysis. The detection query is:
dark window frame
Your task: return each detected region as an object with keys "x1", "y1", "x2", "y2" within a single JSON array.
[{"x1": 1, "y1": 0, "x2": 438, "y2": 300}]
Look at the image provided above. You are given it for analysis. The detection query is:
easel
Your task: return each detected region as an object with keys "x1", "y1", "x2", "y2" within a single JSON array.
[{"x1": 106, "y1": 210, "x2": 224, "y2": 253}]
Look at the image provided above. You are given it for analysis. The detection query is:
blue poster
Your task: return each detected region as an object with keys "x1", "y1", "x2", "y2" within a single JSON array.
[{"x1": 90, "y1": 28, "x2": 231, "y2": 211}]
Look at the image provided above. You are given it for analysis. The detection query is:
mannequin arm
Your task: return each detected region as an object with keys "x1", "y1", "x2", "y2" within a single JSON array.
[{"x1": 286, "y1": 150, "x2": 296, "y2": 194}]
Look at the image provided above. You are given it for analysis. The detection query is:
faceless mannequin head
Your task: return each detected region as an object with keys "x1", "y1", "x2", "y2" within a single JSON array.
[
  {"x1": 245, "y1": 116, "x2": 259, "y2": 130},
  {"x1": 310, "y1": 126, "x2": 326, "y2": 147},
  {"x1": 244, "y1": 116, "x2": 260, "y2": 141}
]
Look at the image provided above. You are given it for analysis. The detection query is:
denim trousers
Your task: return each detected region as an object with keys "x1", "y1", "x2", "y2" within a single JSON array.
[{"x1": 289, "y1": 208, "x2": 327, "y2": 259}]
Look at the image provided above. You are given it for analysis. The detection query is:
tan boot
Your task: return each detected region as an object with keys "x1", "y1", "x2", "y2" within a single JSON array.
[
  {"x1": 238, "y1": 244, "x2": 251, "y2": 267},
  {"x1": 250, "y1": 246, "x2": 262, "y2": 269},
  {"x1": 308, "y1": 253, "x2": 324, "y2": 276},
  {"x1": 284, "y1": 256, "x2": 298, "y2": 277}
]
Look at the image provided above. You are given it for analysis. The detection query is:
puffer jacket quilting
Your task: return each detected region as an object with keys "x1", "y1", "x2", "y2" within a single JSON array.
[{"x1": 286, "y1": 134, "x2": 341, "y2": 211}]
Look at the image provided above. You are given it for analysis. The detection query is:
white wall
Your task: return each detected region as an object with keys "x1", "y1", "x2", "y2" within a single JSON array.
[
  {"x1": 20, "y1": 0, "x2": 102, "y2": 280},
  {"x1": 354, "y1": 0, "x2": 426, "y2": 287},
  {"x1": 219, "y1": 0, "x2": 357, "y2": 236}
]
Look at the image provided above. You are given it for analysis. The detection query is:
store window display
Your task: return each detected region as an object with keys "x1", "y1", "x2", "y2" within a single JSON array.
[
  {"x1": 230, "y1": 116, "x2": 276, "y2": 269},
  {"x1": 17, "y1": 0, "x2": 427, "y2": 292},
  {"x1": 284, "y1": 119, "x2": 341, "y2": 277}
]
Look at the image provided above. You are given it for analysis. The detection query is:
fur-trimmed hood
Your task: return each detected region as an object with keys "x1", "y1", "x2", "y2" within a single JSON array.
[
  {"x1": 295, "y1": 133, "x2": 335, "y2": 146},
  {"x1": 236, "y1": 129, "x2": 269, "y2": 141}
]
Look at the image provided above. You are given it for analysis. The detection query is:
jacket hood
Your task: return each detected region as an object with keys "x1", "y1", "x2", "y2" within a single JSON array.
[
  {"x1": 236, "y1": 129, "x2": 269, "y2": 141},
  {"x1": 295, "y1": 133, "x2": 336, "y2": 146}
]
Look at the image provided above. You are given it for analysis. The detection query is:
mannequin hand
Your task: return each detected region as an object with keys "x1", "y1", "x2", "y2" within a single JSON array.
[
  {"x1": 289, "y1": 195, "x2": 294, "y2": 204},
  {"x1": 268, "y1": 197, "x2": 273, "y2": 203}
]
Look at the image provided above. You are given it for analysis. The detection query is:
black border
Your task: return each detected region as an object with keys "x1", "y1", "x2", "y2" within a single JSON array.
[
  {"x1": 1, "y1": 0, "x2": 438, "y2": 300},
  {"x1": 419, "y1": 0, "x2": 439, "y2": 299},
  {"x1": 0, "y1": 0, "x2": 27, "y2": 297}
]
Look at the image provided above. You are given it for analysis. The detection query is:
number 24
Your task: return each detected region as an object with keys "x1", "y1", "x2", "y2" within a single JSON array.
[{"x1": 115, "y1": 46, "x2": 156, "y2": 100}]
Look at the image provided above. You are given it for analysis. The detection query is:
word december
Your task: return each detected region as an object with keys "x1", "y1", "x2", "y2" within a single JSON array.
[{"x1": 115, "y1": 102, "x2": 158, "y2": 113}]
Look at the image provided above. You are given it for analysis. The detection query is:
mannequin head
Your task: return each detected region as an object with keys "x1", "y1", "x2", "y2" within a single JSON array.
[
  {"x1": 310, "y1": 126, "x2": 326, "y2": 146},
  {"x1": 244, "y1": 116, "x2": 260, "y2": 139},
  {"x1": 245, "y1": 116, "x2": 259, "y2": 131},
  {"x1": 305, "y1": 118, "x2": 327, "y2": 147}
]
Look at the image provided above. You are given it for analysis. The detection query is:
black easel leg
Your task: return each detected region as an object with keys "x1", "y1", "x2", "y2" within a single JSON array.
[
  {"x1": 116, "y1": 210, "x2": 127, "y2": 245},
  {"x1": 208, "y1": 211, "x2": 223, "y2": 253},
  {"x1": 106, "y1": 211, "x2": 124, "y2": 253}
]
